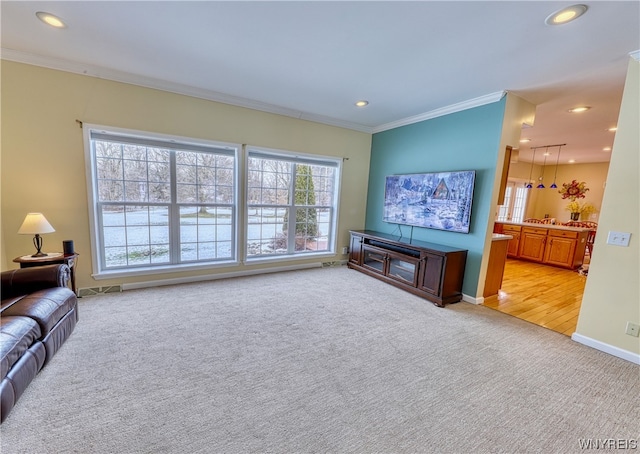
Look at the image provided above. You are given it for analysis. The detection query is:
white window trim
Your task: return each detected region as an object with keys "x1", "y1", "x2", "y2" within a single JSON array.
[
  {"x1": 83, "y1": 124, "x2": 241, "y2": 278},
  {"x1": 83, "y1": 126, "x2": 343, "y2": 279},
  {"x1": 244, "y1": 145, "x2": 342, "y2": 261},
  {"x1": 496, "y1": 177, "x2": 530, "y2": 223}
]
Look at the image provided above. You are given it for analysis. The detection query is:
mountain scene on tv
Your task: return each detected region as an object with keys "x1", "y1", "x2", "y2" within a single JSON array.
[{"x1": 383, "y1": 170, "x2": 475, "y2": 233}]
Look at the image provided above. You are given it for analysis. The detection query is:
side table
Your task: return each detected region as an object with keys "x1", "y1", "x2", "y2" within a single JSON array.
[{"x1": 13, "y1": 252, "x2": 79, "y2": 295}]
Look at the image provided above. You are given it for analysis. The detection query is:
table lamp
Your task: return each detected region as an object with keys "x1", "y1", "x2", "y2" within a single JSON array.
[{"x1": 18, "y1": 212, "x2": 55, "y2": 257}]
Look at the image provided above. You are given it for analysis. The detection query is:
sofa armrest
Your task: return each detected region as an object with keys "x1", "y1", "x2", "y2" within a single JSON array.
[{"x1": 1, "y1": 265, "x2": 70, "y2": 300}]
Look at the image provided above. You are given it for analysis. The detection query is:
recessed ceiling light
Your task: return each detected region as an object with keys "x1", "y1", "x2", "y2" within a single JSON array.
[
  {"x1": 568, "y1": 106, "x2": 590, "y2": 113},
  {"x1": 519, "y1": 138, "x2": 531, "y2": 143},
  {"x1": 603, "y1": 147, "x2": 612, "y2": 152},
  {"x1": 545, "y1": 4, "x2": 588, "y2": 25},
  {"x1": 608, "y1": 126, "x2": 617, "y2": 132},
  {"x1": 568, "y1": 159, "x2": 576, "y2": 163},
  {"x1": 355, "y1": 100, "x2": 369, "y2": 108},
  {"x1": 36, "y1": 11, "x2": 66, "y2": 28}
]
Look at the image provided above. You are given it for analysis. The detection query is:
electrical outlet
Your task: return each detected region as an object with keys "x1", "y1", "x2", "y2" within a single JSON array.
[
  {"x1": 625, "y1": 322, "x2": 640, "y2": 337},
  {"x1": 606, "y1": 231, "x2": 631, "y2": 247},
  {"x1": 341, "y1": 246, "x2": 349, "y2": 255}
]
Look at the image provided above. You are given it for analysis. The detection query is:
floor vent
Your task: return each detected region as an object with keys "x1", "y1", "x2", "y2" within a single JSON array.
[
  {"x1": 322, "y1": 260, "x2": 347, "y2": 268},
  {"x1": 78, "y1": 285, "x2": 123, "y2": 297}
]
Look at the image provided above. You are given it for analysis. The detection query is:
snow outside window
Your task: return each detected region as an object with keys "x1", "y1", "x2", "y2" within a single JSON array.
[
  {"x1": 246, "y1": 149, "x2": 340, "y2": 258},
  {"x1": 86, "y1": 127, "x2": 238, "y2": 273}
]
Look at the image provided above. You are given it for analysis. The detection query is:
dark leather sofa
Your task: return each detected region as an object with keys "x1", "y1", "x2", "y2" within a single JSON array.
[{"x1": 1, "y1": 264, "x2": 78, "y2": 423}]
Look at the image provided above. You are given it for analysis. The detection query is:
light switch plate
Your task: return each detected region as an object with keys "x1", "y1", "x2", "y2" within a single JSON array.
[{"x1": 606, "y1": 231, "x2": 631, "y2": 247}]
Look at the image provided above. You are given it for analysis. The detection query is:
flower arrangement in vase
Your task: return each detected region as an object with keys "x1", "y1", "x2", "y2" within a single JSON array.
[
  {"x1": 560, "y1": 180, "x2": 590, "y2": 220},
  {"x1": 565, "y1": 201, "x2": 596, "y2": 221}
]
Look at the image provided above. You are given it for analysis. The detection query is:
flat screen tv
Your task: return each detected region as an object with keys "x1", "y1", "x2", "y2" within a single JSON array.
[{"x1": 383, "y1": 170, "x2": 476, "y2": 233}]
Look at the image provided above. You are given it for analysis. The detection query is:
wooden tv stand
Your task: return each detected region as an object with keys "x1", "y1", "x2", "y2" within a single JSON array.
[{"x1": 348, "y1": 230, "x2": 468, "y2": 307}]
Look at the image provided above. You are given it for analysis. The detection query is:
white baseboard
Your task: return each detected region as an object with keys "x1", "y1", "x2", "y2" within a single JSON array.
[
  {"x1": 121, "y1": 262, "x2": 323, "y2": 291},
  {"x1": 571, "y1": 333, "x2": 640, "y2": 365},
  {"x1": 464, "y1": 297, "x2": 639, "y2": 365},
  {"x1": 462, "y1": 293, "x2": 484, "y2": 305}
]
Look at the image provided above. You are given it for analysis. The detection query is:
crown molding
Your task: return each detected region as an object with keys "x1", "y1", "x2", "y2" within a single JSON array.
[
  {"x1": 2, "y1": 48, "x2": 506, "y2": 136},
  {"x1": 1, "y1": 48, "x2": 375, "y2": 133},
  {"x1": 372, "y1": 91, "x2": 507, "y2": 134},
  {"x1": 630, "y1": 50, "x2": 640, "y2": 61}
]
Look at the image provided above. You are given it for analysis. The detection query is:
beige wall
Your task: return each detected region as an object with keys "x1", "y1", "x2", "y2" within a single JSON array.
[
  {"x1": 575, "y1": 57, "x2": 640, "y2": 358},
  {"x1": 1, "y1": 61, "x2": 372, "y2": 289},
  {"x1": 532, "y1": 162, "x2": 609, "y2": 222},
  {"x1": 0, "y1": 161, "x2": 5, "y2": 268},
  {"x1": 480, "y1": 93, "x2": 536, "y2": 297},
  {"x1": 507, "y1": 161, "x2": 609, "y2": 222}
]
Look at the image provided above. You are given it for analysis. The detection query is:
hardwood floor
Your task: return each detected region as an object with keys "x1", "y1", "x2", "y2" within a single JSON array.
[{"x1": 483, "y1": 258, "x2": 587, "y2": 336}]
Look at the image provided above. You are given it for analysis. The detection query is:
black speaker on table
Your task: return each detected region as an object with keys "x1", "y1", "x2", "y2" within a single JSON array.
[{"x1": 63, "y1": 240, "x2": 74, "y2": 255}]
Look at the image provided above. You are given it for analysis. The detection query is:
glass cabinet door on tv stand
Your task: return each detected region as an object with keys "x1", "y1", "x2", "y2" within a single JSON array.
[
  {"x1": 386, "y1": 252, "x2": 419, "y2": 286},
  {"x1": 361, "y1": 245, "x2": 419, "y2": 286},
  {"x1": 361, "y1": 246, "x2": 387, "y2": 275}
]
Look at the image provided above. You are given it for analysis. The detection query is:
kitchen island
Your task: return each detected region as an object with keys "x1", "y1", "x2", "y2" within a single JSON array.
[{"x1": 494, "y1": 221, "x2": 591, "y2": 269}]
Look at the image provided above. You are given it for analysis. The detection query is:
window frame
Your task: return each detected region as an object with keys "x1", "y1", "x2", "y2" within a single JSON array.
[
  {"x1": 84, "y1": 126, "x2": 342, "y2": 279},
  {"x1": 244, "y1": 146, "x2": 342, "y2": 262},
  {"x1": 84, "y1": 124, "x2": 240, "y2": 278},
  {"x1": 496, "y1": 178, "x2": 530, "y2": 223}
]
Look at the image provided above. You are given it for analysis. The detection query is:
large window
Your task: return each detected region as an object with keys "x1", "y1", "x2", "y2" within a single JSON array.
[
  {"x1": 246, "y1": 149, "x2": 339, "y2": 259},
  {"x1": 86, "y1": 128, "x2": 237, "y2": 273},
  {"x1": 85, "y1": 127, "x2": 341, "y2": 276}
]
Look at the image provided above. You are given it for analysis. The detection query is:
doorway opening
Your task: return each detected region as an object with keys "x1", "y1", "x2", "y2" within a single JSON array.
[
  {"x1": 483, "y1": 259, "x2": 587, "y2": 335},
  {"x1": 496, "y1": 181, "x2": 528, "y2": 223}
]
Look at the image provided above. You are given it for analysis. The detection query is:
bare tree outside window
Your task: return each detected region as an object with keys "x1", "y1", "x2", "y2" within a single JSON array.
[
  {"x1": 87, "y1": 128, "x2": 339, "y2": 274},
  {"x1": 92, "y1": 133, "x2": 236, "y2": 269}
]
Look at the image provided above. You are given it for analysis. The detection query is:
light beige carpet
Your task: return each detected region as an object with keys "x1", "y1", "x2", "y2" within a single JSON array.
[{"x1": 1, "y1": 266, "x2": 638, "y2": 453}]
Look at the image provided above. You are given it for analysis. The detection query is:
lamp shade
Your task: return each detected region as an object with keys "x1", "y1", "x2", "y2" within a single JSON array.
[{"x1": 17, "y1": 213, "x2": 55, "y2": 235}]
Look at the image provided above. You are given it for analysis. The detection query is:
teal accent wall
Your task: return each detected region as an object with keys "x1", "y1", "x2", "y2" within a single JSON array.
[{"x1": 366, "y1": 99, "x2": 506, "y2": 296}]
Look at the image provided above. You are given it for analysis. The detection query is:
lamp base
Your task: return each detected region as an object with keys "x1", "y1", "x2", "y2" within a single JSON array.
[{"x1": 31, "y1": 234, "x2": 47, "y2": 257}]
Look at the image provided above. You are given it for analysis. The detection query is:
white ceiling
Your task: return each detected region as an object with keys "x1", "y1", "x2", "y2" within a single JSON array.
[{"x1": 2, "y1": 1, "x2": 639, "y2": 165}]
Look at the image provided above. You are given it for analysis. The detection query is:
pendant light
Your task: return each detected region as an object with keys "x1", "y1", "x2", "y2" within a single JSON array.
[
  {"x1": 536, "y1": 147, "x2": 549, "y2": 188},
  {"x1": 550, "y1": 144, "x2": 563, "y2": 189},
  {"x1": 526, "y1": 147, "x2": 537, "y2": 189}
]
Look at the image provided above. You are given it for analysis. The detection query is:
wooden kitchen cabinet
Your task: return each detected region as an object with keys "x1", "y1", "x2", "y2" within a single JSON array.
[
  {"x1": 519, "y1": 227, "x2": 548, "y2": 262},
  {"x1": 544, "y1": 229, "x2": 580, "y2": 268},
  {"x1": 502, "y1": 224, "x2": 522, "y2": 258},
  {"x1": 494, "y1": 222, "x2": 588, "y2": 269}
]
